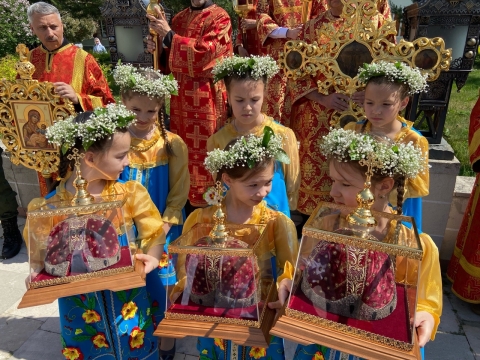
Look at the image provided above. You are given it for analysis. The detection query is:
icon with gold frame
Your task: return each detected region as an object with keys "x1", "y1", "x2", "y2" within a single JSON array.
[
  {"x1": 279, "y1": 0, "x2": 452, "y2": 127},
  {"x1": 0, "y1": 44, "x2": 75, "y2": 176}
]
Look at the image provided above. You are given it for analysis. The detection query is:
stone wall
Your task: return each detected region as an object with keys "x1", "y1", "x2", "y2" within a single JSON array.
[{"x1": 440, "y1": 175, "x2": 476, "y2": 262}]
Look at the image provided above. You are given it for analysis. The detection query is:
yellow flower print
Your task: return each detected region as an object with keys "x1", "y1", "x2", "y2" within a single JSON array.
[
  {"x1": 202, "y1": 349, "x2": 208, "y2": 354},
  {"x1": 158, "y1": 252, "x2": 169, "y2": 268},
  {"x1": 92, "y1": 333, "x2": 109, "y2": 349},
  {"x1": 129, "y1": 326, "x2": 145, "y2": 350},
  {"x1": 74, "y1": 329, "x2": 83, "y2": 335},
  {"x1": 214, "y1": 338, "x2": 225, "y2": 351},
  {"x1": 121, "y1": 301, "x2": 138, "y2": 320},
  {"x1": 248, "y1": 347, "x2": 266, "y2": 359},
  {"x1": 81, "y1": 310, "x2": 101, "y2": 324},
  {"x1": 312, "y1": 351, "x2": 325, "y2": 360},
  {"x1": 62, "y1": 347, "x2": 83, "y2": 360}
]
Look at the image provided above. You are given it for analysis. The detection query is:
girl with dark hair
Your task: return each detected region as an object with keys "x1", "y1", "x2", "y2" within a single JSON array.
[
  {"x1": 113, "y1": 63, "x2": 190, "y2": 359},
  {"x1": 176, "y1": 131, "x2": 298, "y2": 359},
  {"x1": 345, "y1": 61, "x2": 430, "y2": 231},
  {"x1": 293, "y1": 128, "x2": 442, "y2": 359},
  {"x1": 209, "y1": 55, "x2": 299, "y2": 217},
  {"x1": 25, "y1": 104, "x2": 165, "y2": 359}
]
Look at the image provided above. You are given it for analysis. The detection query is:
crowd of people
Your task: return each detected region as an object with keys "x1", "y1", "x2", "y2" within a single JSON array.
[{"x1": 3, "y1": 0, "x2": 480, "y2": 359}]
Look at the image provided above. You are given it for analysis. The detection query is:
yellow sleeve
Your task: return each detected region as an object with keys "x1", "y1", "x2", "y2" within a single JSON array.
[
  {"x1": 124, "y1": 181, "x2": 165, "y2": 253},
  {"x1": 344, "y1": 121, "x2": 357, "y2": 131},
  {"x1": 416, "y1": 233, "x2": 442, "y2": 340},
  {"x1": 281, "y1": 127, "x2": 300, "y2": 210},
  {"x1": 207, "y1": 133, "x2": 217, "y2": 152},
  {"x1": 269, "y1": 212, "x2": 299, "y2": 286},
  {"x1": 164, "y1": 135, "x2": 190, "y2": 225},
  {"x1": 406, "y1": 135, "x2": 430, "y2": 198},
  {"x1": 172, "y1": 208, "x2": 204, "y2": 296}
]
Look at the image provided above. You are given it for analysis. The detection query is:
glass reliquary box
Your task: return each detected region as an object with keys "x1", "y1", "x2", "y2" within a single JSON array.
[
  {"x1": 19, "y1": 162, "x2": 146, "y2": 309},
  {"x1": 271, "y1": 202, "x2": 423, "y2": 360},
  {"x1": 155, "y1": 218, "x2": 276, "y2": 348}
]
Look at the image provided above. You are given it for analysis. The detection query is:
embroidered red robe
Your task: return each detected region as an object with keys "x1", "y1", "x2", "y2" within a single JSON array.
[
  {"x1": 447, "y1": 97, "x2": 480, "y2": 303},
  {"x1": 256, "y1": 0, "x2": 327, "y2": 125},
  {"x1": 235, "y1": 0, "x2": 262, "y2": 56},
  {"x1": 28, "y1": 44, "x2": 114, "y2": 111},
  {"x1": 161, "y1": 5, "x2": 233, "y2": 207},
  {"x1": 28, "y1": 43, "x2": 115, "y2": 196}
]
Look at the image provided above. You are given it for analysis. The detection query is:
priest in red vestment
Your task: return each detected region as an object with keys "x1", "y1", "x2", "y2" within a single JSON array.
[
  {"x1": 286, "y1": 0, "x2": 391, "y2": 215},
  {"x1": 28, "y1": 2, "x2": 114, "y2": 112},
  {"x1": 448, "y1": 96, "x2": 480, "y2": 313},
  {"x1": 256, "y1": 0, "x2": 327, "y2": 125},
  {"x1": 235, "y1": 0, "x2": 262, "y2": 57},
  {"x1": 147, "y1": 0, "x2": 233, "y2": 208},
  {"x1": 27, "y1": 2, "x2": 115, "y2": 196}
]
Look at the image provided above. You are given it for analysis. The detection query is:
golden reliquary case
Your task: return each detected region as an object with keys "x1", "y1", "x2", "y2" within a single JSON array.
[
  {"x1": 18, "y1": 150, "x2": 146, "y2": 309},
  {"x1": 0, "y1": 44, "x2": 74, "y2": 177},
  {"x1": 155, "y1": 199, "x2": 276, "y2": 348},
  {"x1": 279, "y1": 0, "x2": 451, "y2": 127},
  {"x1": 270, "y1": 201, "x2": 423, "y2": 359}
]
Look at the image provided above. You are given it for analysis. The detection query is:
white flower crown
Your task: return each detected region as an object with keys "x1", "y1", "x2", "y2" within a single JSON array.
[
  {"x1": 320, "y1": 128, "x2": 427, "y2": 179},
  {"x1": 113, "y1": 62, "x2": 178, "y2": 99},
  {"x1": 204, "y1": 126, "x2": 290, "y2": 174},
  {"x1": 358, "y1": 61, "x2": 428, "y2": 95},
  {"x1": 46, "y1": 103, "x2": 136, "y2": 154},
  {"x1": 212, "y1": 55, "x2": 279, "y2": 83}
]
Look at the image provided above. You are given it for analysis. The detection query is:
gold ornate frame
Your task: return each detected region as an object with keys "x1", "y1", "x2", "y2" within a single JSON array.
[
  {"x1": 0, "y1": 44, "x2": 75, "y2": 176},
  {"x1": 279, "y1": 0, "x2": 452, "y2": 127}
]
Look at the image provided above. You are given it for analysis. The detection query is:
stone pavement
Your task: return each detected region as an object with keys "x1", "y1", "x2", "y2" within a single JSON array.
[{"x1": 1, "y1": 218, "x2": 479, "y2": 360}]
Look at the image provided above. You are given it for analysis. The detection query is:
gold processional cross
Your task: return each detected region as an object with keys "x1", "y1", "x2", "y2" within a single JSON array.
[{"x1": 280, "y1": 0, "x2": 452, "y2": 127}]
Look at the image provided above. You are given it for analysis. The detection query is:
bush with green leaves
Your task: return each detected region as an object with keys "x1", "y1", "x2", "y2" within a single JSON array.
[
  {"x1": 0, "y1": 0, "x2": 36, "y2": 57},
  {"x1": 61, "y1": 11, "x2": 97, "y2": 44},
  {"x1": 0, "y1": 55, "x2": 19, "y2": 81}
]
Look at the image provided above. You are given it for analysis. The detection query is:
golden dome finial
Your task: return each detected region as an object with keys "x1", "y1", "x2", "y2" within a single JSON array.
[
  {"x1": 346, "y1": 155, "x2": 381, "y2": 229},
  {"x1": 209, "y1": 181, "x2": 229, "y2": 246},
  {"x1": 68, "y1": 149, "x2": 95, "y2": 206},
  {"x1": 15, "y1": 44, "x2": 36, "y2": 80}
]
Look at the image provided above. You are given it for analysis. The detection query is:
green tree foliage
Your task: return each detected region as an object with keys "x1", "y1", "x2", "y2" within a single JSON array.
[
  {"x1": 61, "y1": 11, "x2": 97, "y2": 43},
  {"x1": 41, "y1": 0, "x2": 104, "y2": 20},
  {"x1": 0, "y1": 0, "x2": 36, "y2": 57},
  {"x1": 0, "y1": 55, "x2": 19, "y2": 81}
]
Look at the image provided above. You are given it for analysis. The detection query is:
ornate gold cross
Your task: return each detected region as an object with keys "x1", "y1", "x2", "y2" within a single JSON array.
[{"x1": 279, "y1": 0, "x2": 452, "y2": 127}]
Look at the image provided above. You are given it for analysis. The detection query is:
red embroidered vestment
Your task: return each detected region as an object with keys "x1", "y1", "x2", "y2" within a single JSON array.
[{"x1": 162, "y1": 5, "x2": 233, "y2": 206}]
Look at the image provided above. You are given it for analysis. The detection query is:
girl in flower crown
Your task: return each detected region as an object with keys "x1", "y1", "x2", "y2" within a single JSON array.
[
  {"x1": 25, "y1": 104, "x2": 166, "y2": 359},
  {"x1": 293, "y1": 128, "x2": 442, "y2": 360},
  {"x1": 174, "y1": 129, "x2": 298, "y2": 359},
  {"x1": 113, "y1": 62, "x2": 189, "y2": 359},
  {"x1": 345, "y1": 61, "x2": 430, "y2": 231},
  {"x1": 209, "y1": 55, "x2": 300, "y2": 218}
]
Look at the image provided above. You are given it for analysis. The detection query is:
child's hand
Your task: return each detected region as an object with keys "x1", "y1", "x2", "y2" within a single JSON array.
[
  {"x1": 135, "y1": 253, "x2": 159, "y2": 274},
  {"x1": 268, "y1": 278, "x2": 292, "y2": 310},
  {"x1": 415, "y1": 311, "x2": 435, "y2": 347}
]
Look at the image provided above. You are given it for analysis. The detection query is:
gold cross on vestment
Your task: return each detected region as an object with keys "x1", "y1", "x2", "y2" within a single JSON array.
[
  {"x1": 186, "y1": 125, "x2": 209, "y2": 148},
  {"x1": 184, "y1": 82, "x2": 210, "y2": 107}
]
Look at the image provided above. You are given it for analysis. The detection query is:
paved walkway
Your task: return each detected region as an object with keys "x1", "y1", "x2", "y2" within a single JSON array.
[{"x1": 0, "y1": 217, "x2": 479, "y2": 359}]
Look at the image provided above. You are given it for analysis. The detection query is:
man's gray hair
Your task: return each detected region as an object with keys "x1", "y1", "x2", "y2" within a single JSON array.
[{"x1": 27, "y1": 2, "x2": 61, "y2": 23}]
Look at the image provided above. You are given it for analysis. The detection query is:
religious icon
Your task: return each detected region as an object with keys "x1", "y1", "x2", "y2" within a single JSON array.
[
  {"x1": 0, "y1": 44, "x2": 75, "y2": 176},
  {"x1": 11, "y1": 101, "x2": 55, "y2": 150}
]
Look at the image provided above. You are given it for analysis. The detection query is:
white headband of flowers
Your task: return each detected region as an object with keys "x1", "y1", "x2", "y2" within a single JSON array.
[
  {"x1": 320, "y1": 128, "x2": 427, "y2": 178},
  {"x1": 204, "y1": 126, "x2": 290, "y2": 175},
  {"x1": 46, "y1": 103, "x2": 136, "y2": 154},
  {"x1": 113, "y1": 61, "x2": 179, "y2": 99},
  {"x1": 212, "y1": 55, "x2": 279, "y2": 83},
  {"x1": 357, "y1": 61, "x2": 428, "y2": 95}
]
